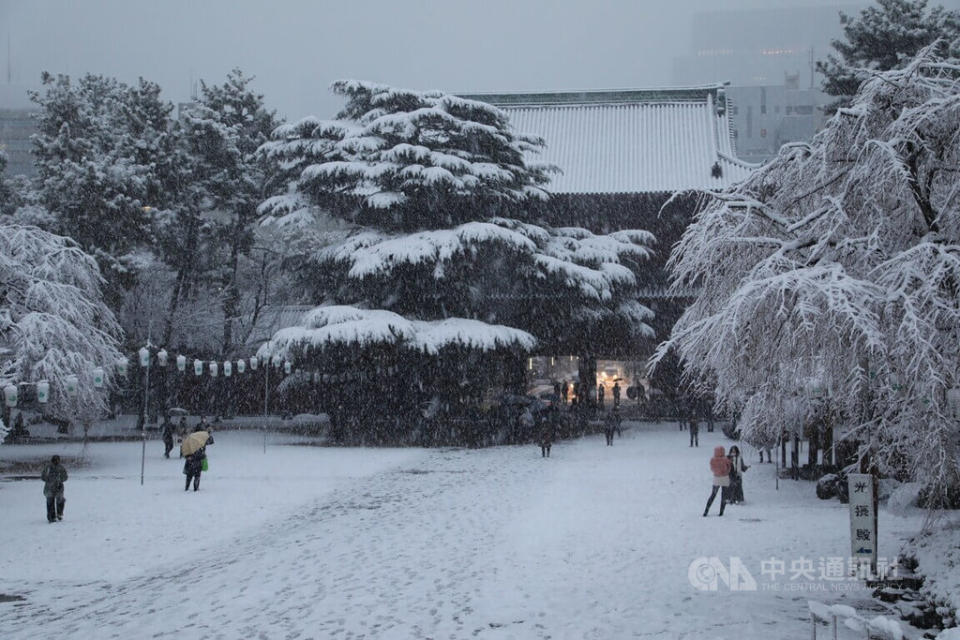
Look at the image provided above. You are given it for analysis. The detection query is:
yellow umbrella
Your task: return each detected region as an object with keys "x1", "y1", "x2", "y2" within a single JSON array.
[{"x1": 180, "y1": 431, "x2": 210, "y2": 457}]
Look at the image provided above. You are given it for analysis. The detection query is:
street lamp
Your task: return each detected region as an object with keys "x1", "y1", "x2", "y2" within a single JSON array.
[{"x1": 139, "y1": 345, "x2": 151, "y2": 486}]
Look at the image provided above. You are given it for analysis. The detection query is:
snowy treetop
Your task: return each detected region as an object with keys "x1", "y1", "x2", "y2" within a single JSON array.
[
  {"x1": 259, "y1": 80, "x2": 557, "y2": 230},
  {"x1": 257, "y1": 305, "x2": 536, "y2": 361}
]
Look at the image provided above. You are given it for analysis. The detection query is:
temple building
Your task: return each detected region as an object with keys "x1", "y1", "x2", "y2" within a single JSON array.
[{"x1": 462, "y1": 86, "x2": 758, "y2": 395}]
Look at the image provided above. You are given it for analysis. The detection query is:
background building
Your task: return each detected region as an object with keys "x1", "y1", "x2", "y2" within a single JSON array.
[
  {"x1": 727, "y1": 82, "x2": 828, "y2": 164},
  {"x1": 464, "y1": 86, "x2": 756, "y2": 393},
  {"x1": 0, "y1": 84, "x2": 37, "y2": 178},
  {"x1": 672, "y1": 4, "x2": 857, "y2": 163}
]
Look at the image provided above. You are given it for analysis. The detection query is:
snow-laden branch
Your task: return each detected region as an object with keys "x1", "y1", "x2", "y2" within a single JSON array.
[{"x1": 656, "y1": 49, "x2": 960, "y2": 490}]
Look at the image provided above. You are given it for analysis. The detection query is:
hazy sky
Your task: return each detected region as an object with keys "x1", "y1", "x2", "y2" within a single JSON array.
[{"x1": 3, "y1": 0, "x2": 958, "y2": 119}]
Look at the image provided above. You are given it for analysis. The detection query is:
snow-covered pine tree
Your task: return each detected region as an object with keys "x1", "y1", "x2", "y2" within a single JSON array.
[
  {"x1": 0, "y1": 224, "x2": 123, "y2": 437},
  {"x1": 817, "y1": 0, "x2": 960, "y2": 112},
  {"x1": 656, "y1": 48, "x2": 960, "y2": 495},
  {"x1": 29, "y1": 73, "x2": 173, "y2": 298},
  {"x1": 182, "y1": 70, "x2": 281, "y2": 356},
  {"x1": 258, "y1": 81, "x2": 653, "y2": 436}
]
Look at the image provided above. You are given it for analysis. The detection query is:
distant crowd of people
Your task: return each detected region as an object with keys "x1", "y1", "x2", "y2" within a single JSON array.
[{"x1": 553, "y1": 380, "x2": 624, "y2": 409}]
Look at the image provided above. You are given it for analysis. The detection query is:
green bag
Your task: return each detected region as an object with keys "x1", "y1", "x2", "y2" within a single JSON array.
[{"x1": 201, "y1": 457, "x2": 209, "y2": 472}]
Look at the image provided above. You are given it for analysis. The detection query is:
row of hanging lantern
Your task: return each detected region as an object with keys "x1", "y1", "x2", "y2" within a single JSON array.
[
  {"x1": 4, "y1": 376, "x2": 79, "y2": 408},
  {"x1": 5, "y1": 349, "x2": 402, "y2": 409}
]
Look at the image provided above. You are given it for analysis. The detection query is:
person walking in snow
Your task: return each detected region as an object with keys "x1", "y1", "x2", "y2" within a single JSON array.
[
  {"x1": 727, "y1": 445, "x2": 749, "y2": 504},
  {"x1": 561, "y1": 381, "x2": 569, "y2": 405},
  {"x1": 183, "y1": 448, "x2": 205, "y2": 492},
  {"x1": 597, "y1": 383, "x2": 605, "y2": 409},
  {"x1": 703, "y1": 446, "x2": 732, "y2": 517},
  {"x1": 539, "y1": 412, "x2": 555, "y2": 458},
  {"x1": 603, "y1": 409, "x2": 618, "y2": 445},
  {"x1": 161, "y1": 414, "x2": 175, "y2": 458},
  {"x1": 689, "y1": 417, "x2": 699, "y2": 447},
  {"x1": 41, "y1": 455, "x2": 68, "y2": 523},
  {"x1": 183, "y1": 429, "x2": 213, "y2": 492},
  {"x1": 612, "y1": 382, "x2": 621, "y2": 408}
]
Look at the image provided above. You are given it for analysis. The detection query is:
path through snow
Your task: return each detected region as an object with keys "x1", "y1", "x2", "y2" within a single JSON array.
[{"x1": 0, "y1": 424, "x2": 920, "y2": 639}]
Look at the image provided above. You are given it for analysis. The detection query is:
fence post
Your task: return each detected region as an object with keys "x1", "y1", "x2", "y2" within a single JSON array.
[
  {"x1": 832, "y1": 615, "x2": 838, "y2": 640},
  {"x1": 811, "y1": 611, "x2": 817, "y2": 640}
]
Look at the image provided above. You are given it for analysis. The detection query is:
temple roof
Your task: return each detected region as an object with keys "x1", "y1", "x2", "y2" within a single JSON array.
[{"x1": 462, "y1": 86, "x2": 758, "y2": 194}]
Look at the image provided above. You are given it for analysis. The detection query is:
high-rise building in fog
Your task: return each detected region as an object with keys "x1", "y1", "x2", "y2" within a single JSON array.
[{"x1": 673, "y1": 4, "x2": 858, "y2": 162}]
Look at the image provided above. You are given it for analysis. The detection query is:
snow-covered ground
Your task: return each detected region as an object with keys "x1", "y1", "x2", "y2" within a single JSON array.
[{"x1": 0, "y1": 423, "x2": 930, "y2": 639}]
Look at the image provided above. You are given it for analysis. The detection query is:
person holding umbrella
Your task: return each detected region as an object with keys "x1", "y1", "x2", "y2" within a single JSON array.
[{"x1": 181, "y1": 429, "x2": 212, "y2": 492}]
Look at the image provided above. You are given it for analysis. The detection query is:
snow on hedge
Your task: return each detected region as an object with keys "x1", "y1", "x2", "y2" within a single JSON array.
[{"x1": 257, "y1": 305, "x2": 536, "y2": 361}]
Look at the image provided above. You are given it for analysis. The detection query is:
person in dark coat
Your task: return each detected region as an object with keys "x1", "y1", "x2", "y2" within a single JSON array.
[
  {"x1": 183, "y1": 446, "x2": 206, "y2": 492},
  {"x1": 727, "y1": 445, "x2": 749, "y2": 504},
  {"x1": 161, "y1": 415, "x2": 175, "y2": 458},
  {"x1": 597, "y1": 384, "x2": 605, "y2": 409},
  {"x1": 612, "y1": 382, "x2": 621, "y2": 407},
  {"x1": 689, "y1": 417, "x2": 700, "y2": 447},
  {"x1": 603, "y1": 409, "x2": 618, "y2": 445},
  {"x1": 41, "y1": 455, "x2": 68, "y2": 522},
  {"x1": 539, "y1": 414, "x2": 554, "y2": 458},
  {"x1": 561, "y1": 381, "x2": 569, "y2": 405},
  {"x1": 704, "y1": 446, "x2": 731, "y2": 516}
]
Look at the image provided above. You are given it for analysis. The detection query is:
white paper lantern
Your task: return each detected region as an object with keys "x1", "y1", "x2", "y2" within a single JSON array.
[
  {"x1": 313, "y1": 371, "x2": 320, "y2": 384},
  {"x1": 157, "y1": 349, "x2": 168, "y2": 367},
  {"x1": 117, "y1": 357, "x2": 129, "y2": 377},
  {"x1": 194, "y1": 359, "x2": 203, "y2": 376},
  {"x1": 223, "y1": 361, "x2": 232, "y2": 377},
  {"x1": 322, "y1": 374, "x2": 330, "y2": 383},
  {"x1": 249, "y1": 356, "x2": 258, "y2": 371},
  {"x1": 36, "y1": 380, "x2": 50, "y2": 403},
  {"x1": 209, "y1": 362, "x2": 219, "y2": 378},
  {"x1": 138, "y1": 346, "x2": 150, "y2": 367},
  {"x1": 176, "y1": 355, "x2": 186, "y2": 372},
  {"x1": 271, "y1": 355, "x2": 281, "y2": 369},
  {"x1": 3, "y1": 384, "x2": 18, "y2": 407},
  {"x1": 284, "y1": 360, "x2": 292, "y2": 375},
  {"x1": 65, "y1": 374, "x2": 79, "y2": 396},
  {"x1": 93, "y1": 367, "x2": 105, "y2": 388},
  {"x1": 236, "y1": 359, "x2": 245, "y2": 374}
]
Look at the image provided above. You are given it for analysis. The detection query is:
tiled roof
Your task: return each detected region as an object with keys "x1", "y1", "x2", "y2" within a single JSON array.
[{"x1": 462, "y1": 86, "x2": 758, "y2": 195}]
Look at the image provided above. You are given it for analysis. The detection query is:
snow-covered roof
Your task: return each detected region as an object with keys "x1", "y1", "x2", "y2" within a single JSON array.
[{"x1": 460, "y1": 86, "x2": 759, "y2": 194}]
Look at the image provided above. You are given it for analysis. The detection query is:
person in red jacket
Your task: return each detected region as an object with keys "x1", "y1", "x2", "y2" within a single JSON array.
[{"x1": 703, "y1": 446, "x2": 732, "y2": 516}]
